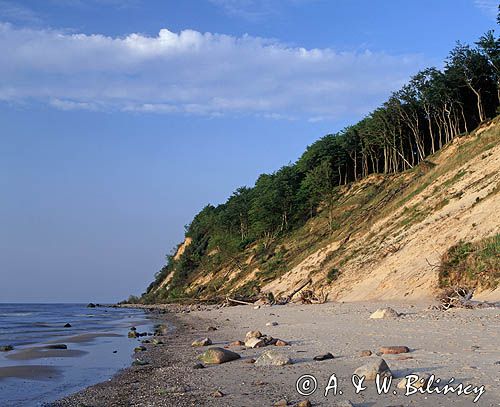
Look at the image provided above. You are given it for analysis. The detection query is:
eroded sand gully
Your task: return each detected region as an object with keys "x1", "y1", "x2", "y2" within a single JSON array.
[{"x1": 55, "y1": 302, "x2": 500, "y2": 407}]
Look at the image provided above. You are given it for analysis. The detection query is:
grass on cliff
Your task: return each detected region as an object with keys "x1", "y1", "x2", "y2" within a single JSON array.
[{"x1": 438, "y1": 234, "x2": 500, "y2": 290}]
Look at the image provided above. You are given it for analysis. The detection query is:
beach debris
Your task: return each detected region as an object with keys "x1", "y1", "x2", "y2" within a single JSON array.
[
  {"x1": 354, "y1": 358, "x2": 392, "y2": 380},
  {"x1": 63, "y1": 323, "x2": 72, "y2": 328},
  {"x1": 193, "y1": 363, "x2": 205, "y2": 369},
  {"x1": 359, "y1": 350, "x2": 372, "y2": 357},
  {"x1": 254, "y1": 350, "x2": 292, "y2": 366},
  {"x1": 313, "y1": 352, "x2": 334, "y2": 361},
  {"x1": 44, "y1": 344, "x2": 67, "y2": 350},
  {"x1": 275, "y1": 339, "x2": 290, "y2": 347},
  {"x1": 397, "y1": 373, "x2": 431, "y2": 389},
  {"x1": 379, "y1": 346, "x2": 410, "y2": 354},
  {"x1": 0, "y1": 345, "x2": 14, "y2": 352},
  {"x1": 191, "y1": 337, "x2": 212, "y2": 347},
  {"x1": 197, "y1": 347, "x2": 241, "y2": 364},
  {"x1": 134, "y1": 346, "x2": 147, "y2": 353},
  {"x1": 132, "y1": 359, "x2": 149, "y2": 366},
  {"x1": 212, "y1": 390, "x2": 224, "y2": 398},
  {"x1": 295, "y1": 401, "x2": 312, "y2": 407},
  {"x1": 266, "y1": 321, "x2": 279, "y2": 326},
  {"x1": 369, "y1": 307, "x2": 400, "y2": 319}
]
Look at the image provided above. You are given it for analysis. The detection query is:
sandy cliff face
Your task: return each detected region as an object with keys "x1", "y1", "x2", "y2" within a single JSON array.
[{"x1": 157, "y1": 120, "x2": 500, "y2": 302}]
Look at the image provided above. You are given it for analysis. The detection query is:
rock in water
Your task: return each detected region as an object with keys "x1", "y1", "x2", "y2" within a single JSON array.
[
  {"x1": 379, "y1": 346, "x2": 410, "y2": 354},
  {"x1": 191, "y1": 337, "x2": 212, "y2": 347},
  {"x1": 63, "y1": 323, "x2": 72, "y2": 328},
  {"x1": 245, "y1": 337, "x2": 266, "y2": 348},
  {"x1": 369, "y1": 307, "x2": 400, "y2": 319},
  {"x1": 255, "y1": 350, "x2": 292, "y2": 366},
  {"x1": 197, "y1": 347, "x2": 241, "y2": 364},
  {"x1": 44, "y1": 344, "x2": 67, "y2": 350},
  {"x1": 87, "y1": 303, "x2": 96, "y2": 308},
  {"x1": 0, "y1": 345, "x2": 14, "y2": 352},
  {"x1": 354, "y1": 358, "x2": 392, "y2": 380},
  {"x1": 128, "y1": 331, "x2": 138, "y2": 338}
]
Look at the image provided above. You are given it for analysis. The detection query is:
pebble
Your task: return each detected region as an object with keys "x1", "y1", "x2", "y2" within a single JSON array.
[
  {"x1": 274, "y1": 399, "x2": 288, "y2": 406},
  {"x1": 275, "y1": 339, "x2": 290, "y2": 347},
  {"x1": 212, "y1": 390, "x2": 224, "y2": 398},
  {"x1": 193, "y1": 363, "x2": 205, "y2": 369},
  {"x1": 295, "y1": 401, "x2": 312, "y2": 407},
  {"x1": 266, "y1": 322, "x2": 279, "y2": 326},
  {"x1": 245, "y1": 337, "x2": 266, "y2": 348},
  {"x1": 191, "y1": 337, "x2": 212, "y2": 347},
  {"x1": 359, "y1": 350, "x2": 372, "y2": 357},
  {"x1": 379, "y1": 346, "x2": 410, "y2": 354},
  {"x1": 313, "y1": 352, "x2": 334, "y2": 361}
]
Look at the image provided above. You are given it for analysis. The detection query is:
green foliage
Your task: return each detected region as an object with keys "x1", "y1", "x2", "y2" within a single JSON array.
[
  {"x1": 439, "y1": 234, "x2": 500, "y2": 290},
  {"x1": 326, "y1": 268, "x2": 340, "y2": 283},
  {"x1": 143, "y1": 29, "x2": 500, "y2": 303}
]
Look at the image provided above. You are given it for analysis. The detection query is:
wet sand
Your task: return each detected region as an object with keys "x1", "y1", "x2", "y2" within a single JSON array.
[
  {"x1": 53, "y1": 301, "x2": 500, "y2": 407},
  {"x1": 0, "y1": 365, "x2": 62, "y2": 381}
]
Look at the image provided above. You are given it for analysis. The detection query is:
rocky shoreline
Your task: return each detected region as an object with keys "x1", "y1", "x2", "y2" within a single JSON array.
[{"x1": 51, "y1": 301, "x2": 500, "y2": 406}]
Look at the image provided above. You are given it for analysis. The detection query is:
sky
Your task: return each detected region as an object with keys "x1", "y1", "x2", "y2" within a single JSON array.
[{"x1": 0, "y1": 0, "x2": 498, "y2": 303}]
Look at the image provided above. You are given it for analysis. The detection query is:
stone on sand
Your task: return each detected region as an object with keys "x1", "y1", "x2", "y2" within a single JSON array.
[
  {"x1": 359, "y1": 350, "x2": 372, "y2": 357},
  {"x1": 255, "y1": 350, "x2": 292, "y2": 366},
  {"x1": 245, "y1": 337, "x2": 266, "y2": 348},
  {"x1": 295, "y1": 401, "x2": 311, "y2": 407},
  {"x1": 397, "y1": 373, "x2": 431, "y2": 389},
  {"x1": 191, "y1": 337, "x2": 212, "y2": 347},
  {"x1": 369, "y1": 307, "x2": 400, "y2": 319},
  {"x1": 266, "y1": 321, "x2": 279, "y2": 326},
  {"x1": 197, "y1": 347, "x2": 241, "y2": 364},
  {"x1": 245, "y1": 330, "x2": 262, "y2": 341},
  {"x1": 379, "y1": 346, "x2": 410, "y2": 354},
  {"x1": 354, "y1": 358, "x2": 392, "y2": 380},
  {"x1": 275, "y1": 339, "x2": 290, "y2": 347}
]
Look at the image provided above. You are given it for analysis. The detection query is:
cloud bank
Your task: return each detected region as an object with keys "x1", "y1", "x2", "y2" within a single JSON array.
[{"x1": 0, "y1": 23, "x2": 427, "y2": 120}]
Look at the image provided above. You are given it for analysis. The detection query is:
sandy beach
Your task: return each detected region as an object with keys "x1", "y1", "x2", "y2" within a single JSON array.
[{"x1": 52, "y1": 301, "x2": 500, "y2": 407}]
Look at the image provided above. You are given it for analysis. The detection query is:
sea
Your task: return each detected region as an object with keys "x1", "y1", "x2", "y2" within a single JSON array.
[{"x1": 0, "y1": 303, "x2": 151, "y2": 406}]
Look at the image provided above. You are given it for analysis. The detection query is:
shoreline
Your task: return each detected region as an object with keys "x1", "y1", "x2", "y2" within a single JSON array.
[{"x1": 52, "y1": 301, "x2": 500, "y2": 406}]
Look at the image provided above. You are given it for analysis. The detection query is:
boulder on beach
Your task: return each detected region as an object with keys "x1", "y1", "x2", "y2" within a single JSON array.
[
  {"x1": 191, "y1": 337, "x2": 212, "y2": 347},
  {"x1": 197, "y1": 347, "x2": 241, "y2": 364},
  {"x1": 369, "y1": 307, "x2": 400, "y2": 319},
  {"x1": 254, "y1": 350, "x2": 292, "y2": 366},
  {"x1": 354, "y1": 358, "x2": 392, "y2": 380}
]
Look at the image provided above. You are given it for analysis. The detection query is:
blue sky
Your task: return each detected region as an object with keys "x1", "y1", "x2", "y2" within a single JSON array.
[{"x1": 0, "y1": 0, "x2": 497, "y2": 302}]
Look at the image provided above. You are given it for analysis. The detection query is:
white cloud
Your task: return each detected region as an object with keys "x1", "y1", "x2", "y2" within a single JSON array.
[
  {"x1": 0, "y1": 23, "x2": 427, "y2": 120},
  {"x1": 474, "y1": 0, "x2": 498, "y2": 20}
]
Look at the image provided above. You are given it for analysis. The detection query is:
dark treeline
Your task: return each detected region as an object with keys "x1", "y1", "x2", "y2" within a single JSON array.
[{"x1": 143, "y1": 21, "x2": 500, "y2": 301}]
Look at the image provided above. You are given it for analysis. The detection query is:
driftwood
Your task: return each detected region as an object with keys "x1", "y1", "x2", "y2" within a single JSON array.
[
  {"x1": 226, "y1": 297, "x2": 255, "y2": 306},
  {"x1": 438, "y1": 287, "x2": 500, "y2": 310},
  {"x1": 297, "y1": 289, "x2": 329, "y2": 304},
  {"x1": 286, "y1": 278, "x2": 312, "y2": 302}
]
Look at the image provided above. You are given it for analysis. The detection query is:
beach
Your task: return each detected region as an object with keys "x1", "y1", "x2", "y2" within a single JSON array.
[{"x1": 52, "y1": 301, "x2": 500, "y2": 406}]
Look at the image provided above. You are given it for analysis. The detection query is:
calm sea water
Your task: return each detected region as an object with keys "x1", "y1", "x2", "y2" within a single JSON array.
[{"x1": 0, "y1": 303, "x2": 151, "y2": 407}]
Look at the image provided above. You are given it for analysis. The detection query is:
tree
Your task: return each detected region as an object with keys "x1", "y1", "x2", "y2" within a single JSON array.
[{"x1": 476, "y1": 30, "x2": 500, "y2": 105}]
